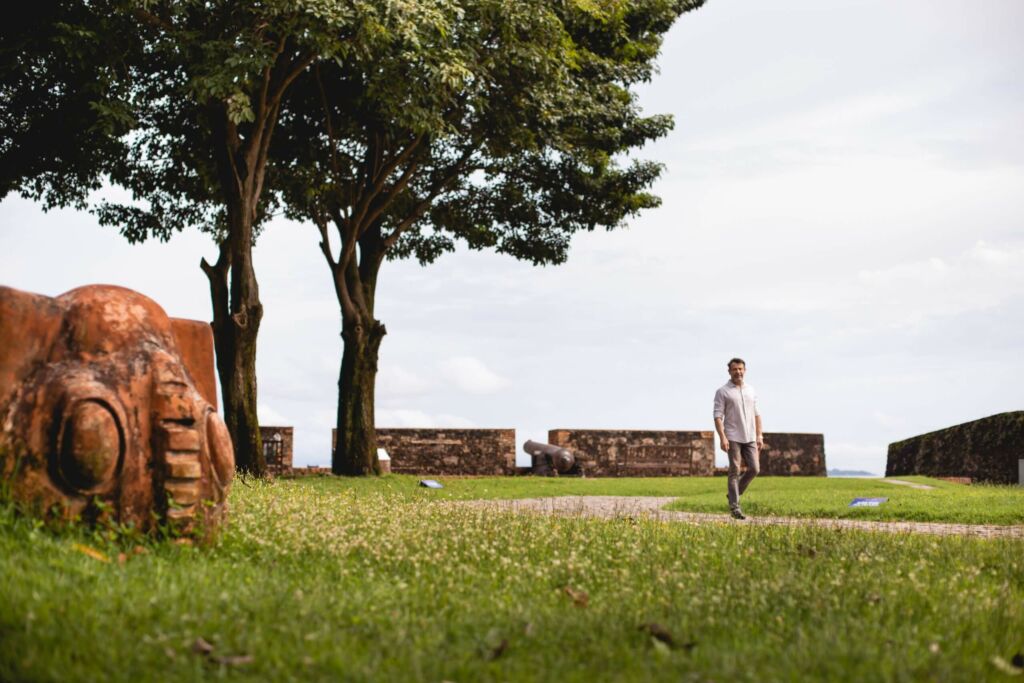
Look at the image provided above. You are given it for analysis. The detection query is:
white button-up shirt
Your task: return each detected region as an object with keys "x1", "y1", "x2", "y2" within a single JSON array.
[{"x1": 713, "y1": 381, "x2": 760, "y2": 443}]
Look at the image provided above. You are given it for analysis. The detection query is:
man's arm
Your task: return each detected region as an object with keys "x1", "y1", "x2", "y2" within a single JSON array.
[
  {"x1": 715, "y1": 417, "x2": 729, "y2": 453},
  {"x1": 713, "y1": 389, "x2": 729, "y2": 452},
  {"x1": 755, "y1": 415, "x2": 764, "y2": 450}
]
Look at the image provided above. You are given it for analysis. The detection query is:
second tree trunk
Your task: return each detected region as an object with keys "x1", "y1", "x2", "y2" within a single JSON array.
[{"x1": 333, "y1": 318, "x2": 385, "y2": 475}]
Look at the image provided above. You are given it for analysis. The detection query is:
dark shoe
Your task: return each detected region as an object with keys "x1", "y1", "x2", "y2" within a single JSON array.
[{"x1": 730, "y1": 509, "x2": 746, "y2": 520}]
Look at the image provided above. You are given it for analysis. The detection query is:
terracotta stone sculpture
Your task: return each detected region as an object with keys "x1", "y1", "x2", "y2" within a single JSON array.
[{"x1": 0, "y1": 284, "x2": 234, "y2": 537}]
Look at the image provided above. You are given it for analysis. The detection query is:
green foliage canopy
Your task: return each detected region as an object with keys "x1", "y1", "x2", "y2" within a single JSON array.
[{"x1": 279, "y1": 0, "x2": 705, "y2": 272}]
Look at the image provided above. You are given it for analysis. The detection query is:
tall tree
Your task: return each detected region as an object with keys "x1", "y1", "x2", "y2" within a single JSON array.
[
  {"x1": 3, "y1": 0, "x2": 442, "y2": 475},
  {"x1": 92, "y1": 0, "x2": 342, "y2": 475},
  {"x1": 1, "y1": 1, "x2": 136, "y2": 210},
  {"x1": 276, "y1": 0, "x2": 705, "y2": 474}
]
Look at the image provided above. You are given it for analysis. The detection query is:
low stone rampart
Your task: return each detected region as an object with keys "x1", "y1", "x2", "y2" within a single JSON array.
[
  {"x1": 378, "y1": 428, "x2": 516, "y2": 475},
  {"x1": 331, "y1": 428, "x2": 516, "y2": 475},
  {"x1": 760, "y1": 433, "x2": 827, "y2": 476},
  {"x1": 547, "y1": 430, "x2": 716, "y2": 477},
  {"x1": 886, "y1": 412, "x2": 1024, "y2": 485}
]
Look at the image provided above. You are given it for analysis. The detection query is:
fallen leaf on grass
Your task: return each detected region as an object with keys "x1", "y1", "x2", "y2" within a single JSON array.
[
  {"x1": 481, "y1": 628, "x2": 509, "y2": 661},
  {"x1": 638, "y1": 623, "x2": 697, "y2": 653},
  {"x1": 991, "y1": 656, "x2": 1023, "y2": 676},
  {"x1": 484, "y1": 639, "x2": 508, "y2": 662},
  {"x1": 796, "y1": 544, "x2": 818, "y2": 558},
  {"x1": 211, "y1": 654, "x2": 254, "y2": 667},
  {"x1": 190, "y1": 637, "x2": 253, "y2": 667},
  {"x1": 191, "y1": 637, "x2": 215, "y2": 655},
  {"x1": 563, "y1": 586, "x2": 589, "y2": 608},
  {"x1": 651, "y1": 638, "x2": 672, "y2": 657},
  {"x1": 639, "y1": 622, "x2": 675, "y2": 648},
  {"x1": 117, "y1": 553, "x2": 127, "y2": 565},
  {"x1": 72, "y1": 543, "x2": 110, "y2": 563}
]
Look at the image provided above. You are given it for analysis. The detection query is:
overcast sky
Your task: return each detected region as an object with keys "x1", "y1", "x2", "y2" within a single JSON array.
[{"x1": 2, "y1": 0, "x2": 1022, "y2": 474}]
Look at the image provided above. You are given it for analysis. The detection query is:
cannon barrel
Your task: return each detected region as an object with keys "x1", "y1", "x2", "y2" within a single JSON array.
[{"x1": 523, "y1": 440, "x2": 575, "y2": 474}]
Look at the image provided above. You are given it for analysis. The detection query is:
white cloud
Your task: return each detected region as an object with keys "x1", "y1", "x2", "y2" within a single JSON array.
[
  {"x1": 257, "y1": 404, "x2": 290, "y2": 426},
  {"x1": 871, "y1": 411, "x2": 907, "y2": 430},
  {"x1": 441, "y1": 356, "x2": 509, "y2": 395},
  {"x1": 685, "y1": 90, "x2": 931, "y2": 157},
  {"x1": 969, "y1": 239, "x2": 1022, "y2": 266},
  {"x1": 855, "y1": 239, "x2": 1024, "y2": 319},
  {"x1": 377, "y1": 365, "x2": 431, "y2": 396},
  {"x1": 376, "y1": 408, "x2": 475, "y2": 429}
]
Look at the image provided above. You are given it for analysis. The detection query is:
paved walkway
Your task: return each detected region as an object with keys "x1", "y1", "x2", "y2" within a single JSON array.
[
  {"x1": 461, "y1": 496, "x2": 1024, "y2": 539},
  {"x1": 881, "y1": 479, "x2": 936, "y2": 490}
]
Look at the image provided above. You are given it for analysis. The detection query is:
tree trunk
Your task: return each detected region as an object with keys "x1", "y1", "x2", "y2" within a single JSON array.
[
  {"x1": 332, "y1": 316, "x2": 385, "y2": 475},
  {"x1": 224, "y1": 208, "x2": 266, "y2": 476},
  {"x1": 196, "y1": 46, "x2": 311, "y2": 477},
  {"x1": 203, "y1": 208, "x2": 266, "y2": 477}
]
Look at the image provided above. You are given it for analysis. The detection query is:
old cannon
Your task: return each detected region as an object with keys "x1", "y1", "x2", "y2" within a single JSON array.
[
  {"x1": 0, "y1": 284, "x2": 234, "y2": 538},
  {"x1": 523, "y1": 440, "x2": 577, "y2": 476}
]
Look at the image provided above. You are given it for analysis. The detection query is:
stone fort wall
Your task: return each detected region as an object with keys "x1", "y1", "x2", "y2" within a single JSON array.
[
  {"x1": 377, "y1": 428, "x2": 517, "y2": 476},
  {"x1": 548, "y1": 430, "x2": 826, "y2": 477},
  {"x1": 759, "y1": 433, "x2": 826, "y2": 476},
  {"x1": 886, "y1": 411, "x2": 1024, "y2": 485},
  {"x1": 330, "y1": 428, "x2": 517, "y2": 476},
  {"x1": 290, "y1": 427, "x2": 826, "y2": 477},
  {"x1": 548, "y1": 429, "x2": 716, "y2": 477}
]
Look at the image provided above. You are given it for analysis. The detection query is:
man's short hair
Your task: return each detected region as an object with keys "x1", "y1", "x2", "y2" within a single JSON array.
[{"x1": 727, "y1": 357, "x2": 746, "y2": 368}]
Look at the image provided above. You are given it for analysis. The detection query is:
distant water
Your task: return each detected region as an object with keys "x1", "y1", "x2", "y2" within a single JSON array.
[{"x1": 827, "y1": 469, "x2": 881, "y2": 478}]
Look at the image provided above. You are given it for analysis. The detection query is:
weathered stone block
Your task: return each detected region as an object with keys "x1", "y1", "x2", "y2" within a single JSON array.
[
  {"x1": 886, "y1": 412, "x2": 1024, "y2": 484},
  {"x1": 547, "y1": 429, "x2": 716, "y2": 477},
  {"x1": 332, "y1": 428, "x2": 516, "y2": 475},
  {"x1": 760, "y1": 433, "x2": 827, "y2": 476}
]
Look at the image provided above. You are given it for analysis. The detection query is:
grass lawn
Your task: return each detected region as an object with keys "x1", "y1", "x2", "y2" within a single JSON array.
[
  {"x1": 296, "y1": 473, "x2": 1024, "y2": 525},
  {"x1": 1, "y1": 476, "x2": 1022, "y2": 682}
]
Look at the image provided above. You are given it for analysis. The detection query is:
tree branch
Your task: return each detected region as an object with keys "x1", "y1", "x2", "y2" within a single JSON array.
[
  {"x1": 316, "y1": 214, "x2": 357, "y2": 321},
  {"x1": 252, "y1": 36, "x2": 284, "y2": 140},
  {"x1": 222, "y1": 114, "x2": 245, "y2": 202},
  {"x1": 382, "y1": 145, "x2": 480, "y2": 251},
  {"x1": 199, "y1": 239, "x2": 231, "y2": 280},
  {"x1": 330, "y1": 205, "x2": 363, "y2": 316},
  {"x1": 360, "y1": 157, "x2": 420, "y2": 231},
  {"x1": 270, "y1": 50, "x2": 317, "y2": 105},
  {"x1": 350, "y1": 134, "x2": 424, "y2": 233},
  {"x1": 315, "y1": 63, "x2": 340, "y2": 180}
]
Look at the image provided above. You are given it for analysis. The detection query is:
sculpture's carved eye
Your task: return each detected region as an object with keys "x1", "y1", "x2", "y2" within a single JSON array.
[{"x1": 59, "y1": 400, "x2": 122, "y2": 491}]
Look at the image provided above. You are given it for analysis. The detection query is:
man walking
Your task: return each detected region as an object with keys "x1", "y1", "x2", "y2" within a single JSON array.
[{"x1": 713, "y1": 358, "x2": 763, "y2": 520}]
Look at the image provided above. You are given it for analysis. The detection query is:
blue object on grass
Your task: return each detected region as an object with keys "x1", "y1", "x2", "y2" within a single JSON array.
[
  {"x1": 419, "y1": 479, "x2": 443, "y2": 489},
  {"x1": 849, "y1": 497, "x2": 888, "y2": 507}
]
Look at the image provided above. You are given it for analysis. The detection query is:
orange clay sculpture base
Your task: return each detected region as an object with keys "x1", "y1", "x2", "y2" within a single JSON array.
[{"x1": 0, "y1": 284, "x2": 234, "y2": 538}]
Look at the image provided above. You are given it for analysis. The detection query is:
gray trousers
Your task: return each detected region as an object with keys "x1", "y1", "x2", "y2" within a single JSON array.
[{"x1": 727, "y1": 441, "x2": 760, "y2": 511}]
